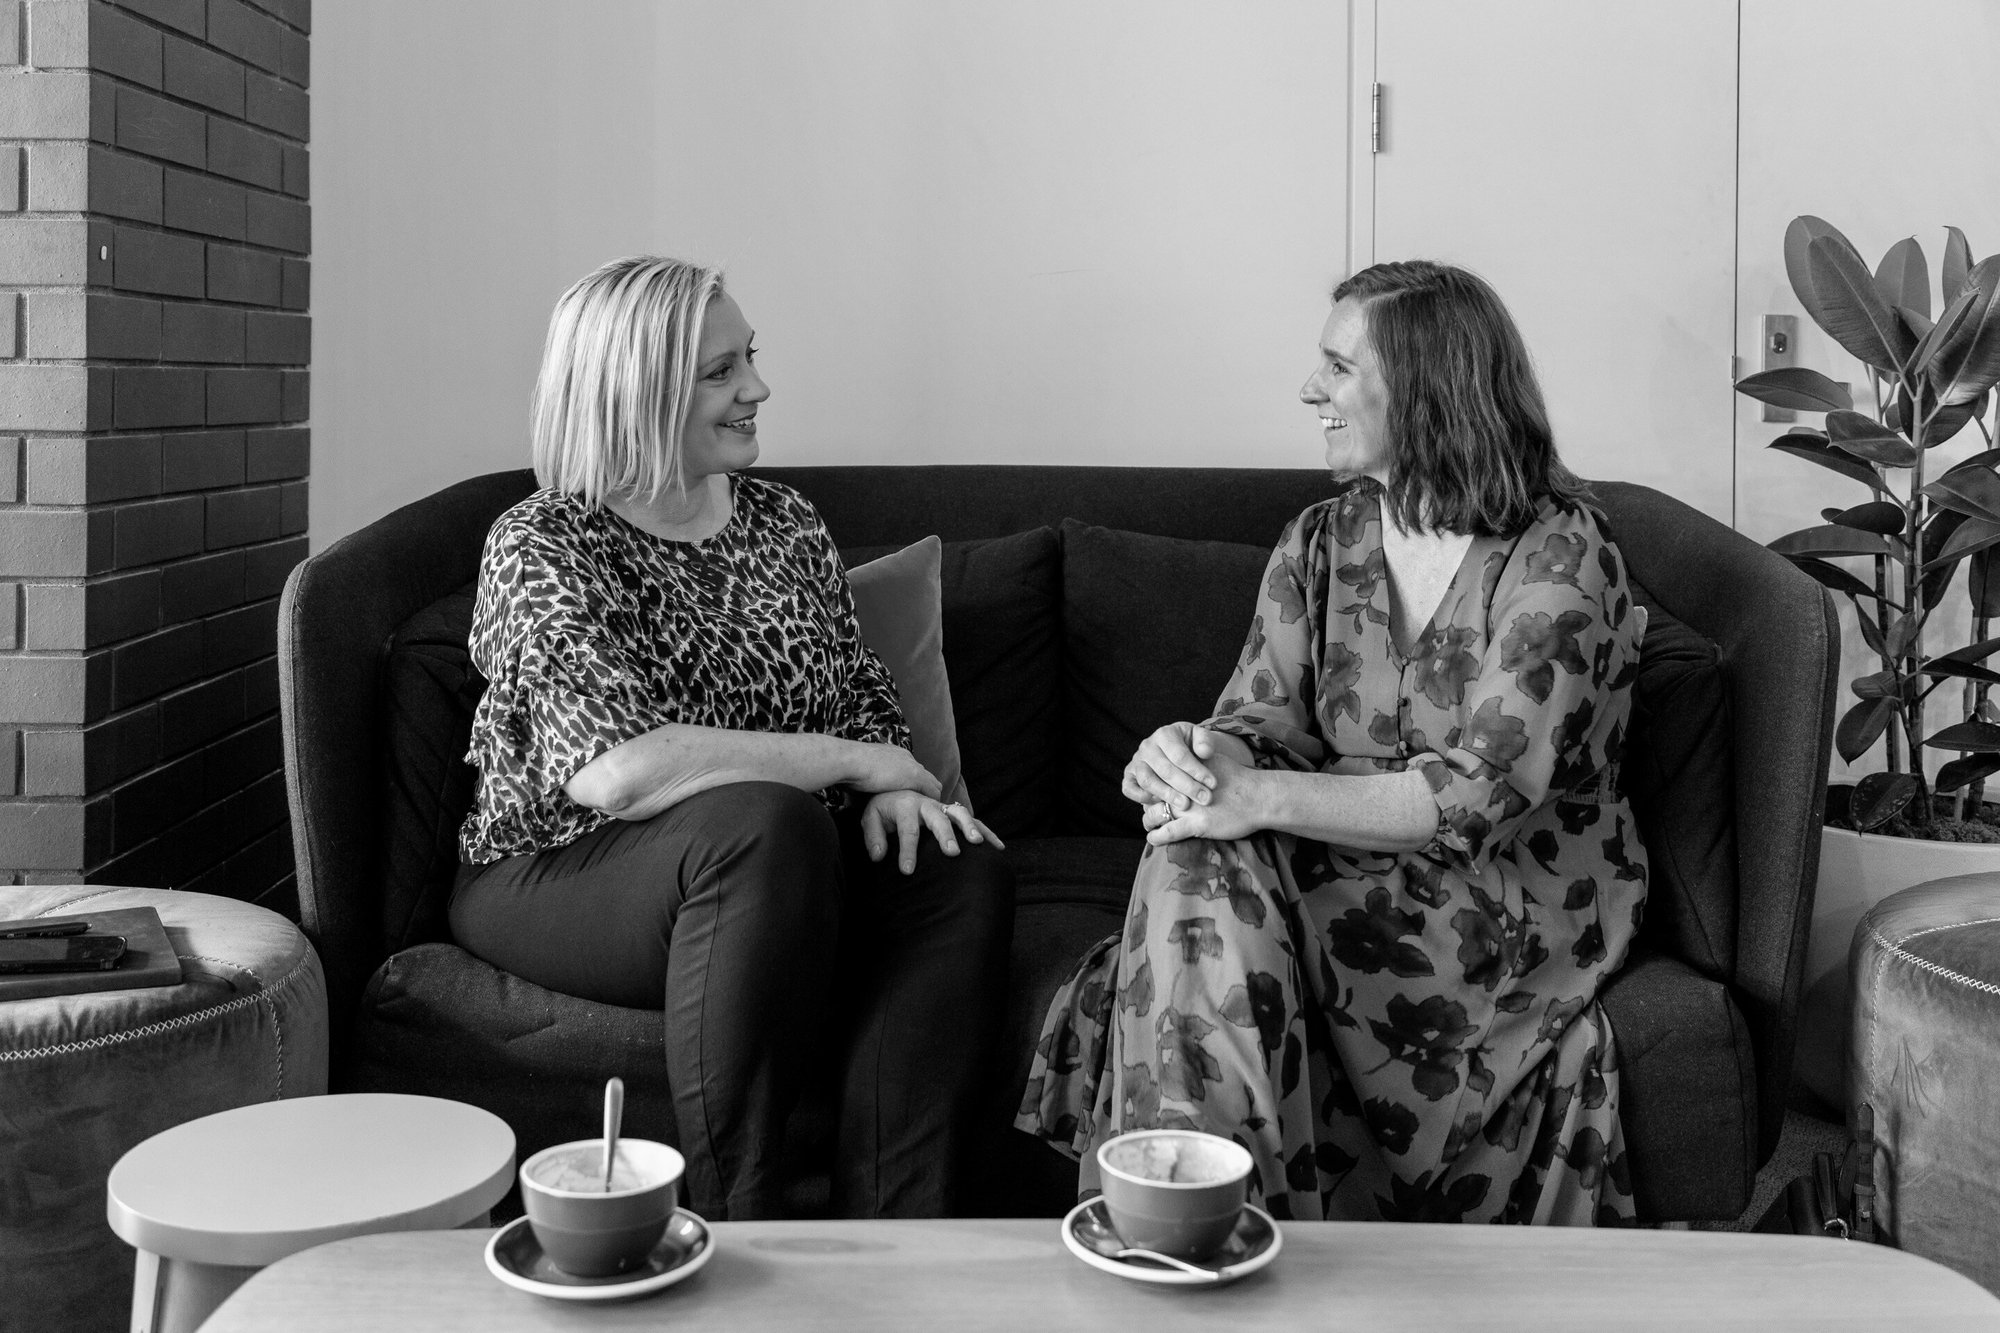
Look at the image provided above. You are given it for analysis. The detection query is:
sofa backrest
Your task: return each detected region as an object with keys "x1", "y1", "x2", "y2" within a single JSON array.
[{"x1": 287, "y1": 465, "x2": 1833, "y2": 1161}]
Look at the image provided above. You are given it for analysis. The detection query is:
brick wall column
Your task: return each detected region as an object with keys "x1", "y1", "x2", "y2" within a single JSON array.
[{"x1": 0, "y1": 0, "x2": 308, "y2": 911}]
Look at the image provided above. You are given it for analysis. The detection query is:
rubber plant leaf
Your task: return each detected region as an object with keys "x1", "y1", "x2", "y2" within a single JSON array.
[
  {"x1": 1940, "y1": 446, "x2": 2000, "y2": 480},
  {"x1": 1825, "y1": 409, "x2": 1918, "y2": 466},
  {"x1": 1974, "y1": 548, "x2": 2000, "y2": 619},
  {"x1": 1921, "y1": 515, "x2": 2000, "y2": 570},
  {"x1": 1769, "y1": 524, "x2": 1892, "y2": 559},
  {"x1": 1851, "y1": 668, "x2": 1900, "y2": 698},
  {"x1": 1909, "y1": 282, "x2": 1981, "y2": 380},
  {"x1": 1835, "y1": 696, "x2": 1898, "y2": 764},
  {"x1": 1928, "y1": 257, "x2": 2000, "y2": 409},
  {"x1": 1936, "y1": 753, "x2": 2000, "y2": 794},
  {"x1": 1874, "y1": 237, "x2": 1930, "y2": 320},
  {"x1": 1766, "y1": 433, "x2": 1884, "y2": 494},
  {"x1": 1784, "y1": 216, "x2": 1850, "y2": 333},
  {"x1": 1921, "y1": 469, "x2": 2000, "y2": 522},
  {"x1": 1855, "y1": 603, "x2": 1887, "y2": 657},
  {"x1": 1926, "y1": 635, "x2": 2000, "y2": 668},
  {"x1": 1791, "y1": 557, "x2": 1902, "y2": 607},
  {"x1": 1921, "y1": 508, "x2": 1969, "y2": 607},
  {"x1": 1735, "y1": 367, "x2": 1854, "y2": 413},
  {"x1": 1807, "y1": 235, "x2": 1918, "y2": 373},
  {"x1": 1921, "y1": 720, "x2": 2000, "y2": 751},
  {"x1": 1920, "y1": 658, "x2": 2000, "y2": 686},
  {"x1": 1883, "y1": 611, "x2": 1922, "y2": 660},
  {"x1": 1943, "y1": 226, "x2": 1975, "y2": 303},
  {"x1": 1825, "y1": 500, "x2": 1907, "y2": 534},
  {"x1": 1850, "y1": 771, "x2": 1921, "y2": 830},
  {"x1": 1925, "y1": 396, "x2": 1983, "y2": 443}
]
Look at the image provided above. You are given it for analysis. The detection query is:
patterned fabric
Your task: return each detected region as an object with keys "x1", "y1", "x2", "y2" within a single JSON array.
[
  {"x1": 1018, "y1": 478, "x2": 1649, "y2": 1225},
  {"x1": 458, "y1": 476, "x2": 908, "y2": 864}
]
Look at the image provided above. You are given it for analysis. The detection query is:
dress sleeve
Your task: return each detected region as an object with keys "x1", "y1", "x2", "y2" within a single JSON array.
[
  {"x1": 1409, "y1": 514, "x2": 1643, "y2": 877},
  {"x1": 1203, "y1": 508, "x2": 1331, "y2": 773},
  {"x1": 466, "y1": 518, "x2": 656, "y2": 812},
  {"x1": 801, "y1": 509, "x2": 911, "y2": 751}
]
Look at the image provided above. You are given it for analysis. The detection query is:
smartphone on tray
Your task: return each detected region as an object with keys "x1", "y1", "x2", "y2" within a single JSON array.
[{"x1": 0, "y1": 933, "x2": 127, "y2": 973}]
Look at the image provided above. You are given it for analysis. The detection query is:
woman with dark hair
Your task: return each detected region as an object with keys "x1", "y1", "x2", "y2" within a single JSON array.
[
  {"x1": 1018, "y1": 260, "x2": 1648, "y2": 1226},
  {"x1": 453, "y1": 256, "x2": 1013, "y2": 1222}
]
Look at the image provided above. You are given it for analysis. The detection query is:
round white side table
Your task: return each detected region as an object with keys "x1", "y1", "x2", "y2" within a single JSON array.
[{"x1": 106, "y1": 1092, "x2": 515, "y2": 1333}]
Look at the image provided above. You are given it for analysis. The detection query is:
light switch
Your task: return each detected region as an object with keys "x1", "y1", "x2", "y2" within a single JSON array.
[{"x1": 1762, "y1": 314, "x2": 1799, "y2": 423}]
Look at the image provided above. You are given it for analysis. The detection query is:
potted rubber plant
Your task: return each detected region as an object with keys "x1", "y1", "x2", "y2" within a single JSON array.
[{"x1": 1734, "y1": 215, "x2": 2000, "y2": 1107}]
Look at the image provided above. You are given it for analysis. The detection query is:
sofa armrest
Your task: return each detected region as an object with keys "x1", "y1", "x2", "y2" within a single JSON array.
[
  {"x1": 278, "y1": 469, "x2": 536, "y2": 1059},
  {"x1": 1589, "y1": 480, "x2": 1839, "y2": 1162}
]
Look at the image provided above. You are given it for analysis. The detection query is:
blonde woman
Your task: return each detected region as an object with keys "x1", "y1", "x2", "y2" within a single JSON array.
[{"x1": 451, "y1": 256, "x2": 1012, "y2": 1221}]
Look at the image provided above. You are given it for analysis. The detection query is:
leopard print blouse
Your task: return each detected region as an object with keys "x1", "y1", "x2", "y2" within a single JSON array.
[{"x1": 457, "y1": 475, "x2": 909, "y2": 864}]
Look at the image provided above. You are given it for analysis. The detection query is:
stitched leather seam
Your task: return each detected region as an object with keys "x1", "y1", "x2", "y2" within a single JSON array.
[
  {"x1": 177, "y1": 954, "x2": 267, "y2": 985},
  {"x1": 1866, "y1": 923, "x2": 2000, "y2": 998},
  {"x1": 0, "y1": 950, "x2": 314, "y2": 1062},
  {"x1": 1886, "y1": 915, "x2": 2000, "y2": 946}
]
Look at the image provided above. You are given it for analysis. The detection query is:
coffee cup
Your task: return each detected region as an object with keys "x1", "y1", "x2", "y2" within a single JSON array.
[
  {"x1": 1096, "y1": 1129, "x2": 1253, "y2": 1261},
  {"x1": 519, "y1": 1138, "x2": 684, "y2": 1278}
]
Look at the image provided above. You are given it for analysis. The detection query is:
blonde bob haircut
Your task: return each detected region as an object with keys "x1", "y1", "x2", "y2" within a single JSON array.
[{"x1": 530, "y1": 255, "x2": 726, "y2": 508}]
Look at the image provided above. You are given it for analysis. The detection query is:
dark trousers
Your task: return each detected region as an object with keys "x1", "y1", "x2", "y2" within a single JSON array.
[{"x1": 449, "y1": 782, "x2": 1014, "y2": 1220}]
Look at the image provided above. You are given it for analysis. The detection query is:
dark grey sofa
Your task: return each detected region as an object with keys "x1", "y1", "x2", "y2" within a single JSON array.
[{"x1": 278, "y1": 464, "x2": 1838, "y2": 1221}]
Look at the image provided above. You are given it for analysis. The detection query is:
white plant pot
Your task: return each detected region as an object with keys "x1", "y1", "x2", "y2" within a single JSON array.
[{"x1": 1795, "y1": 826, "x2": 2000, "y2": 1110}]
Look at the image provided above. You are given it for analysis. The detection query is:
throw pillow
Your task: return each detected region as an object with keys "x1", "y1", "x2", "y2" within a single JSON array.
[
  {"x1": 843, "y1": 527, "x2": 1064, "y2": 842},
  {"x1": 1059, "y1": 520, "x2": 1274, "y2": 837},
  {"x1": 848, "y1": 536, "x2": 969, "y2": 809}
]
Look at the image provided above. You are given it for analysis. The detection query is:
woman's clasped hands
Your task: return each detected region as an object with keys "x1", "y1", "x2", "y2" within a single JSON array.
[{"x1": 1122, "y1": 721, "x2": 1263, "y2": 846}]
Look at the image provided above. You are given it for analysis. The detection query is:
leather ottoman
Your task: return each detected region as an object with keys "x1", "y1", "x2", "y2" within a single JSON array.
[
  {"x1": 1851, "y1": 872, "x2": 2000, "y2": 1294},
  {"x1": 0, "y1": 887, "x2": 328, "y2": 1333}
]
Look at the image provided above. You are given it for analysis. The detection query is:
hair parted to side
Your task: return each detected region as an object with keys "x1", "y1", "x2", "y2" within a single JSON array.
[
  {"x1": 531, "y1": 255, "x2": 726, "y2": 508},
  {"x1": 1332, "y1": 260, "x2": 1588, "y2": 538}
]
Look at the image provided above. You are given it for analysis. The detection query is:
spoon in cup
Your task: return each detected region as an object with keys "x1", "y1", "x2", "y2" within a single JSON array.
[{"x1": 600, "y1": 1076, "x2": 624, "y2": 1192}]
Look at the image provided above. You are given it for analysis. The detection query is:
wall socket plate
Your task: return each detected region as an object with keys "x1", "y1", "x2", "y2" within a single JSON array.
[{"x1": 1762, "y1": 314, "x2": 1799, "y2": 423}]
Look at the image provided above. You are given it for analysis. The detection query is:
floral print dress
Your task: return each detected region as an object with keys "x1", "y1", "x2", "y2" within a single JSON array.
[{"x1": 1018, "y1": 480, "x2": 1649, "y2": 1225}]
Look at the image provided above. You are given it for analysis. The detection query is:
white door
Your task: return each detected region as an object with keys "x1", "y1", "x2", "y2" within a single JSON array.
[{"x1": 1360, "y1": 1, "x2": 1740, "y2": 521}]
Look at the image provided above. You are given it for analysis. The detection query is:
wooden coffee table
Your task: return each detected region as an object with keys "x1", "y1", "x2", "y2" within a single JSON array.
[{"x1": 201, "y1": 1217, "x2": 2000, "y2": 1331}]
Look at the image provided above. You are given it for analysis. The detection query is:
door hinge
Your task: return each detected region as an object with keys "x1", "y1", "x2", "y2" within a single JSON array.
[{"x1": 1371, "y1": 83, "x2": 1383, "y2": 154}]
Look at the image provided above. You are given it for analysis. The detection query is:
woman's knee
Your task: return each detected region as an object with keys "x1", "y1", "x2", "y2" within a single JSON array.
[
  {"x1": 903, "y1": 840, "x2": 1016, "y2": 962},
  {"x1": 662, "y1": 782, "x2": 844, "y2": 921}
]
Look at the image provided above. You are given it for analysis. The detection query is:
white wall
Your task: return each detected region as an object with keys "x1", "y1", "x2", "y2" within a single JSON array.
[
  {"x1": 316, "y1": 3, "x2": 2000, "y2": 555},
  {"x1": 313, "y1": 1, "x2": 1353, "y2": 548},
  {"x1": 1364, "y1": 1, "x2": 1739, "y2": 520}
]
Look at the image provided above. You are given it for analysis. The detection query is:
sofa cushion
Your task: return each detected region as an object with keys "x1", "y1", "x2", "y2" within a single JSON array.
[
  {"x1": 845, "y1": 527, "x2": 1063, "y2": 841},
  {"x1": 1600, "y1": 945, "x2": 1756, "y2": 1220},
  {"x1": 848, "y1": 536, "x2": 968, "y2": 808},
  {"x1": 350, "y1": 942, "x2": 677, "y2": 1165},
  {"x1": 1057, "y1": 520, "x2": 1272, "y2": 837},
  {"x1": 1004, "y1": 835, "x2": 1142, "y2": 911},
  {"x1": 965, "y1": 890, "x2": 1130, "y2": 1217},
  {"x1": 1625, "y1": 584, "x2": 1736, "y2": 980},
  {"x1": 378, "y1": 585, "x2": 483, "y2": 954}
]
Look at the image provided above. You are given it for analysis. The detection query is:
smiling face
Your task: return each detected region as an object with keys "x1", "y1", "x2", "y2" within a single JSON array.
[
  {"x1": 1300, "y1": 295, "x2": 1393, "y2": 486},
  {"x1": 678, "y1": 292, "x2": 769, "y2": 483}
]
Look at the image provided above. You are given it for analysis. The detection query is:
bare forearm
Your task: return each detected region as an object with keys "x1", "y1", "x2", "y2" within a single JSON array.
[
  {"x1": 1245, "y1": 766, "x2": 1438, "y2": 852},
  {"x1": 565, "y1": 724, "x2": 865, "y2": 822}
]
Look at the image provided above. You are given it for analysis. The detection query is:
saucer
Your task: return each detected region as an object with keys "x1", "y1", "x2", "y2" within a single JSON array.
[
  {"x1": 484, "y1": 1208, "x2": 713, "y2": 1302},
  {"x1": 1061, "y1": 1196, "x2": 1282, "y2": 1287}
]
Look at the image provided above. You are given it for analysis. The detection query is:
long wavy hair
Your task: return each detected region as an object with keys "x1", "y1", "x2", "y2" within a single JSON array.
[
  {"x1": 1332, "y1": 260, "x2": 1588, "y2": 537},
  {"x1": 530, "y1": 255, "x2": 726, "y2": 508}
]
